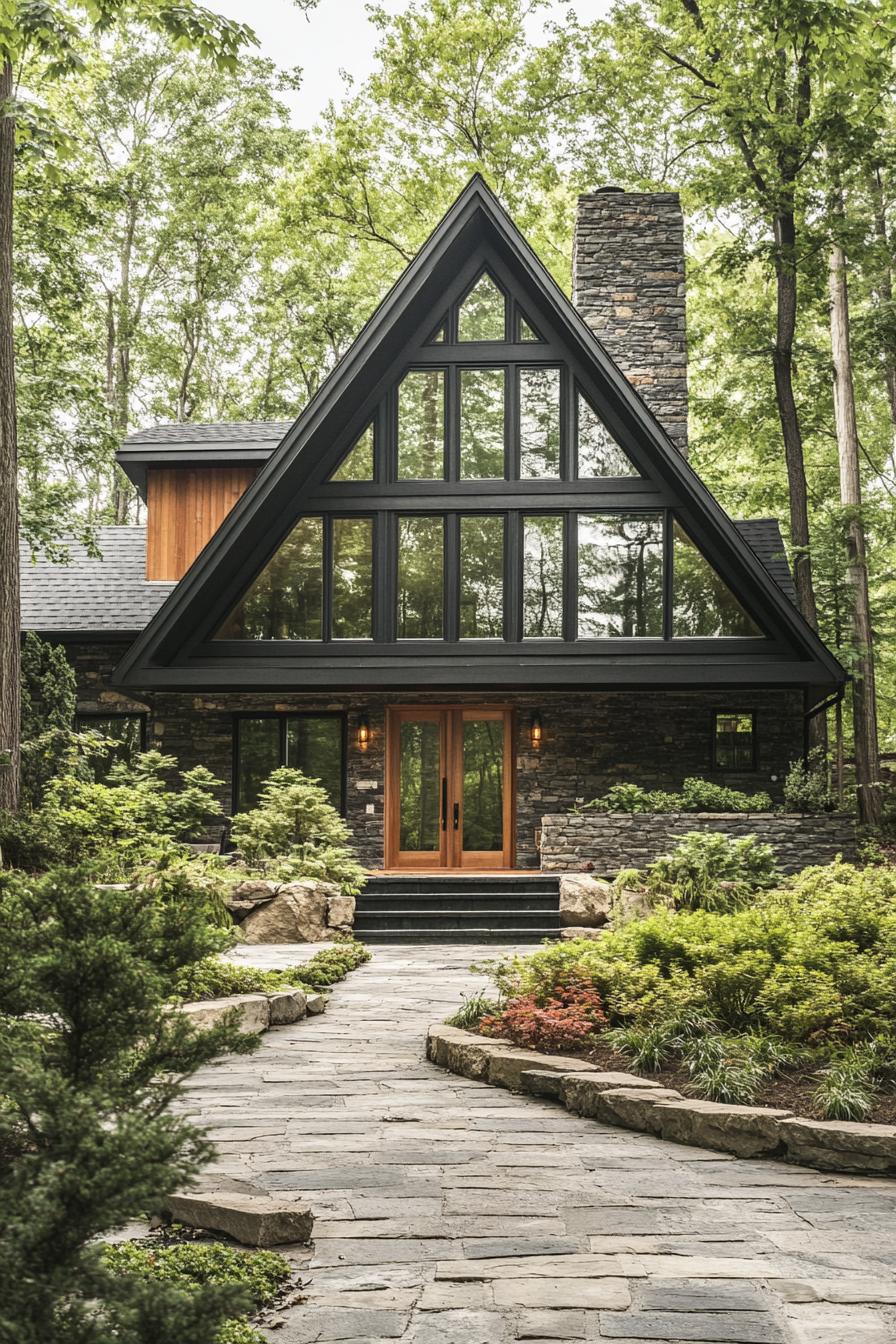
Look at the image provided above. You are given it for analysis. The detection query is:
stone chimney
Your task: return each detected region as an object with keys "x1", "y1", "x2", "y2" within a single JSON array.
[{"x1": 573, "y1": 188, "x2": 688, "y2": 454}]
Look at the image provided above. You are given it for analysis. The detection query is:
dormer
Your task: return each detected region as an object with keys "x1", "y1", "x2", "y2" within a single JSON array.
[{"x1": 117, "y1": 422, "x2": 290, "y2": 580}]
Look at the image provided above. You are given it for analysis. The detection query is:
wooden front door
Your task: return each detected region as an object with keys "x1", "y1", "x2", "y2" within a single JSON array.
[{"x1": 385, "y1": 706, "x2": 514, "y2": 870}]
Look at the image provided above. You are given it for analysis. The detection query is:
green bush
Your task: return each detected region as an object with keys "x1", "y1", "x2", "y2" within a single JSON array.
[
  {"x1": 783, "y1": 748, "x2": 836, "y2": 814},
  {"x1": 19, "y1": 632, "x2": 78, "y2": 808},
  {"x1": 484, "y1": 861, "x2": 896, "y2": 1045},
  {"x1": 626, "y1": 831, "x2": 782, "y2": 913},
  {"x1": 174, "y1": 941, "x2": 371, "y2": 1002},
  {"x1": 229, "y1": 768, "x2": 365, "y2": 894},
  {"x1": 102, "y1": 1241, "x2": 291, "y2": 1344},
  {"x1": 584, "y1": 777, "x2": 772, "y2": 814},
  {"x1": 0, "y1": 867, "x2": 259, "y2": 1342}
]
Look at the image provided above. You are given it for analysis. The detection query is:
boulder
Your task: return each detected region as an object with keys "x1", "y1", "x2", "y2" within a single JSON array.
[
  {"x1": 305, "y1": 991, "x2": 327, "y2": 1015},
  {"x1": 240, "y1": 880, "x2": 335, "y2": 943},
  {"x1": 650, "y1": 1099, "x2": 792, "y2": 1158},
  {"x1": 267, "y1": 988, "x2": 307, "y2": 1025},
  {"x1": 229, "y1": 879, "x2": 280, "y2": 903},
  {"x1": 164, "y1": 1191, "x2": 313, "y2": 1247},
  {"x1": 779, "y1": 1118, "x2": 896, "y2": 1174},
  {"x1": 326, "y1": 893, "x2": 356, "y2": 930},
  {"x1": 179, "y1": 994, "x2": 270, "y2": 1034},
  {"x1": 558, "y1": 874, "x2": 614, "y2": 928}
]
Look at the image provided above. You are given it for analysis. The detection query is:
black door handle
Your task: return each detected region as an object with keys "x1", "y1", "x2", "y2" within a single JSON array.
[
  {"x1": 453, "y1": 802, "x2": 460, "y2": 830},
  {"x1": 441, "y1": 777, "x2": 447, "y2": 831}
]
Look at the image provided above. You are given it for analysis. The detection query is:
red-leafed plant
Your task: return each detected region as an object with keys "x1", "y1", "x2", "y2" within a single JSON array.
[{"x1": 480, "y1": 975, "x2": 607, "y2": 1052}]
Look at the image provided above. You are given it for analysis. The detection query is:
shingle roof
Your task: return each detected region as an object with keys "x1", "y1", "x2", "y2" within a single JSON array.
[
  {"x1": 20, "y1": 527, "x2": 174, "y2": 635},
  {"x1": 19, "y1": 516, "x2": 798, "y2": 639},
  {"x1": 734, "y1": 519, "x2": 797, "y2": 603},
  {"x1": 123, "y1": 422, "x2": 291, "y2": 446}
]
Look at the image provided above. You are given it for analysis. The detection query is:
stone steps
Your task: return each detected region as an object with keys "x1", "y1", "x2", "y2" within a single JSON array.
[{"x1": 355, "y1": 874, "x2": 560, "y2": 943}]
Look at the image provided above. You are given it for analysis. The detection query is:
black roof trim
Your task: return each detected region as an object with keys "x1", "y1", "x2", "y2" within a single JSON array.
[{"x1": 112, "y1": 175, "x2": 845, "y2": 692}]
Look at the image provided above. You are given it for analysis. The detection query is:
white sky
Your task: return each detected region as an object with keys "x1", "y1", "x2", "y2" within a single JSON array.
[{"x1": 210, "y1": 0, "x2": 610, "y2": 126}]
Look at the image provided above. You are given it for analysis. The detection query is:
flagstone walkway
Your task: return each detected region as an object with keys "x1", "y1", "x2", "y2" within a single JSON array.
[{"x1": 182, "y1": 945, "x2": 896, "y2": 1344}]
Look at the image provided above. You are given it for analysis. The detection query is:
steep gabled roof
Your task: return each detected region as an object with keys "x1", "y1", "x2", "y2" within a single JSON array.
[{"x1": 113, "y1": 175, "x2": 846, "y2": 694}]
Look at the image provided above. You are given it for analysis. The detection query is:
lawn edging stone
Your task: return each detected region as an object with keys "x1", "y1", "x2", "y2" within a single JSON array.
[
  {"x1": 426, "y1": 1024, "x2": 896, "y2": 1176},
  {"x1": 162, "y1": 1191, "x2": 314, "y2": 1246},
  {"x1": 178, "y1": 984, "x2": 319, "y2": 1035}
]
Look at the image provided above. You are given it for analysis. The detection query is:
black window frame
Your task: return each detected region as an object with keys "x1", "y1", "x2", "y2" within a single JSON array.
[
  {"x1": 711, "y1": 710, "x2": 757, "y2": 772},
  {"x1": 232, "y1": 711, "x2": 347, "y2": 814}
]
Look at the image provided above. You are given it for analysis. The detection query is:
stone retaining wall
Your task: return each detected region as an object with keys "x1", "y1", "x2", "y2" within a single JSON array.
[{"x1": 540, "y1": 810, "x2": 856, "y2": 876}]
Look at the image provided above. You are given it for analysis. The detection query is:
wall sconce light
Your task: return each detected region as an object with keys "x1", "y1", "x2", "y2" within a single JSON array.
[
  {"x1": 530, "y1": 711, "x2": 543, "y2": 749},
  {"x1": 357, "y1": 713, "x2": 371, "y2": 751}
]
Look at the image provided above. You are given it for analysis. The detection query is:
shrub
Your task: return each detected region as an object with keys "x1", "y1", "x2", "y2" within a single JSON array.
[
  {"x1": 584, "y1": 777, "x2": 772, "y2": 814},
  {"x1": 783, "y1": 748, "x2": 836, "y2": 813},
  {"x1": 174, "y1": 941, "x2": 371, "y2": 1002},
  {"x1": 0, "y1": 867, "x2": 259, "y2": 1342},
  {"x1": 19, "y1": 633, "x2": 78, "y2": 808},
  {"x1": 636, "y1": 831, "x2": 782, "y2": 912},
  {"x1": 102, "y1": 1241, "x2": 291, "y2": 1344},
  {"x1": 445, "y1": 990, "x2": 503, "y2": 1030},
  {"x1": 229, "y1": 768, "x2": 365, "y2": 895},
  {"x1": 480, "y1": 975, "x2": 608, "y2": 1051}
]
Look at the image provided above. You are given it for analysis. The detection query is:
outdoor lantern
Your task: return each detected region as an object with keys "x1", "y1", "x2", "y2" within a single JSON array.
[
  {"x1": 530, "y1": 711, "x2": 543, "y2": 749},
  {"x1": 357, "y1": 713, "x2": 371, "y2": 750}
]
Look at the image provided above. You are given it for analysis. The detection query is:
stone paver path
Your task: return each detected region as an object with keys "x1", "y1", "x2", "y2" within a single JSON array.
[{"x1": 183, "y1": 945, "x2": 896, "y2": 1343}]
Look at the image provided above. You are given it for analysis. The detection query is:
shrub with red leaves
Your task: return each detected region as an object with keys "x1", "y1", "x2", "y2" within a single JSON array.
[{"x1": 480, "y1": 976, "x2": 608, "y2": 1052}]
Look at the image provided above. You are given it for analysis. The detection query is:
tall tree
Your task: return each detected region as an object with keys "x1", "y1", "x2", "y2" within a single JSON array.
[{"x1": 0, "y1": 0, "x2": 260, "y2": 813}]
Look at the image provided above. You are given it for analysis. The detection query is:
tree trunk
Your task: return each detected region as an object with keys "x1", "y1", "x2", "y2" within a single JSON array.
[
  {"x1": 0, "y1": 58, "x2": 20, "y2": 811},
  {"x1": 828, "y1": 228, "x2": 881, "y2": 826}
]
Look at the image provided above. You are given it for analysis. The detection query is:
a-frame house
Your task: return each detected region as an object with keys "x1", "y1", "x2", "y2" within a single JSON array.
[{"x1": 22, "y1": 176, "x2": 845, "y2": 878}]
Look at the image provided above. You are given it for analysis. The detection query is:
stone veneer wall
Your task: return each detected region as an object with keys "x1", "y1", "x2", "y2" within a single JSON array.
[
  {"x1": 62, "y1": 641, "x2": 806, "y2": 873},
  {"x1": 540, "y1": 811, "x2": 856, "y2": 877},
  {"x1": 573, "y1": 189, "x2": 689, "y2": 455}
]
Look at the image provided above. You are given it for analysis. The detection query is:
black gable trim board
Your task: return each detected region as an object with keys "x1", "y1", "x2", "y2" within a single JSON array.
[{"x1": 108, "y1": 175, "x2": 844, "y2": 693}]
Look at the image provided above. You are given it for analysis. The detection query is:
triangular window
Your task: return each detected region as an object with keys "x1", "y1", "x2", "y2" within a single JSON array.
[
  {"x1": 330, "y1": 424, "x2": 374, "y2": 482},
  {"x1": 458, "y1": 273, "x2": 505, "y2": 342},
  {"x1": 216, "y1": 516, "x2": 323, "y2": 640},
  {"x1": 428, "y1": 320, "x2": 447, "y2": 344},
  {"x1": 672, "y1": 523, "x2": 761, "y2": 637},
  {"x1": 518, "y1": 313, "x2": 541, "y2": 342},
  {"x1": 577, "y1": 392, "x2": 638, "y2": 478}
]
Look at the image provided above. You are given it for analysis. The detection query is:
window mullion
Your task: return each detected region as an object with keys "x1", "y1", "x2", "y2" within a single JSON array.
[
  {"x1": 322, "y1": 516, "x2": 333, "y2": 642},
  {"x1": 663, "y1": 508, "x2": 673, "y2": 640},
  {"x1": 445, "y1": 512, "x2": 460, "y2": 642},
  {"x1": 564, "y1": 513, "x2": 577, "y2": 642},
  {"x1": 447, "y1": 365, "x2": 458, "y2": 482},
  {"x1": 508, "y1": 362, "x2": 520, "y2": 480},
  {"x1": 505, "y1": 512, "x2": 521, "y2": 642},
  {"x1": 561, "y1": 365, "x2": 575, "y2": 481}
]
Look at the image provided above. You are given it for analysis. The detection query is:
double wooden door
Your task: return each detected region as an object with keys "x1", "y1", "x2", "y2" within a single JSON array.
[{"x1": 385, "y1": 706, "x2": 514, "y2": 869}]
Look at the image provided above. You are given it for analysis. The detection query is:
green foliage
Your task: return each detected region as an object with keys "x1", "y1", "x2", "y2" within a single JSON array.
[
  {"x1": 583, "y1": 777, "x2": 773, "y2": 814},
  {"x1": 0, "y1": 867, "x2": 260, "y2": 1343},
  {"x1": 175, "y1": 941, "x2": 371, "y2": 1001},
  {"x1": 18, "y1": 634, "x2": 79, "y2": 808},
  {"x1": 1, "y1": 750, "x2": 223, "y2": 880},
  {"x1": 783, "y1": 750, "x2": 837, "y2": 814},
  {"x1": 633, "y1": 831, "x2": 782, "y2": 913},
  {"x1": 481, "y1": 861, "x2": 896, "y2": 1050},
  {"x1": 229, "y1": 768, "x2": 365, "y2": 895},
  {"x1": 102, "y1": 1241, "x2": 291, "y2": 1343},
  {"x1": 445, "y1": 990, "x2": 503, "y2": 1030}
]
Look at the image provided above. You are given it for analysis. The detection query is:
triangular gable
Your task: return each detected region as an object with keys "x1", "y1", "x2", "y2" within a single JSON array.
[{"x1": 114, "y1": 175, "x2": 845, "y2": 691}]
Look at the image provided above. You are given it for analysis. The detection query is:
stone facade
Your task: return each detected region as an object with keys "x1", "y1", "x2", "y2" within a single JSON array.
[
  {"x1": 573, "y1": 189, "x2": 688, "y2": 454},
  {"x1": 540, "y1": 810, "x2": 856, "y2": 877},
  {"x1": 65, "y1": 640, "x2": 807, "y2": 872}
]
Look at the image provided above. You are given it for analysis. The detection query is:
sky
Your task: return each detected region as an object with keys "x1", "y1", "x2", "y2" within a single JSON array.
[{"x1": 210, "y1": 0, "x2": 610, "y2": 126}]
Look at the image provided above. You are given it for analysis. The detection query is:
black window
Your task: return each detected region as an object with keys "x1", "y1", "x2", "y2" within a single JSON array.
[
  {"x1": 234, "y1": 714, "x2": 345, "y2": 813},
  {"x1": 74, "y1": 713, "x2": 146, "y2": 778},
  {"x1": 713, "y1": 712, "x2": 756, "y2": 770}
]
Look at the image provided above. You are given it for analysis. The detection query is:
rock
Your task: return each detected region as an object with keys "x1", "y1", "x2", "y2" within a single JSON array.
[
  {"x1": 179, "y1": 994, "x2": 270, "y2": 1033},
  {"x1": 228, "y1": 900, "x2": 262, "y2": 920},
  {"x1": 779, "y1": 1118, "x2": 896, "y2": 1173},
  {"x1": 229, "y1": 879, "x2": 279, "y2": 903},
  {"x1": 426, "y1": 1024, "x2": 511, "y2": 1080},
  {"x1": 487, "y1": 1049, "x2": 598, "y2": 1093},
  {"x1": 558, "y1": 874, "x2": 613, "y2": 928},
  {"x1": 560, "y1": 926, "x2": 605, "y2": 941},
  {"x1": 611, "y1": 885, "x2": 654, "y2": 924},
  {"x1": 164, "y1": 1191, "x2": 313, "y2": 1246},
  {"x1": 650, "y1": 1099, "x2": 792, "y2": 1158},
  {"x1": 588, "y1": 1085, "x2": 685, "y2": 1131},
  {"x1": 305, "y1": 991, "x2": 327, "y2": 1015},
  {"x1": 519, "y1": 1068, "x2": 600, "y2": 1101},
  {"x1": 267, "y1": 988, "x2": 307, "y2": 1025},
  {"x1": 240, "y1": 879, "x2": 336, "y2": 943},
  {"x1": 326, "y1": 893, "x2": 356, "y2": 930},
  {"x1": 562, "y1": 1072, "x2": 662, "y2": 1117}
]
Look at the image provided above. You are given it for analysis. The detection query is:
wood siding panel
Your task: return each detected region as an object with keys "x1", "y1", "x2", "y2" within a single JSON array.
[{"x1": 146, "y1": 467, "x2": 256, "y2": 580}]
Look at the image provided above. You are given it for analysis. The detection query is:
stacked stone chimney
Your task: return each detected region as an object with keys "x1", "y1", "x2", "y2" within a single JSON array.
[{"x1": 573, "y1": 189, "x2": 688, "y2": 454}]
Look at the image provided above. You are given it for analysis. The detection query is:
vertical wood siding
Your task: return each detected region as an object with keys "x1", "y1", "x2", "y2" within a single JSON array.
[{"x1": 146, "y1": 467, "x2": 256, "y2": 580}]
